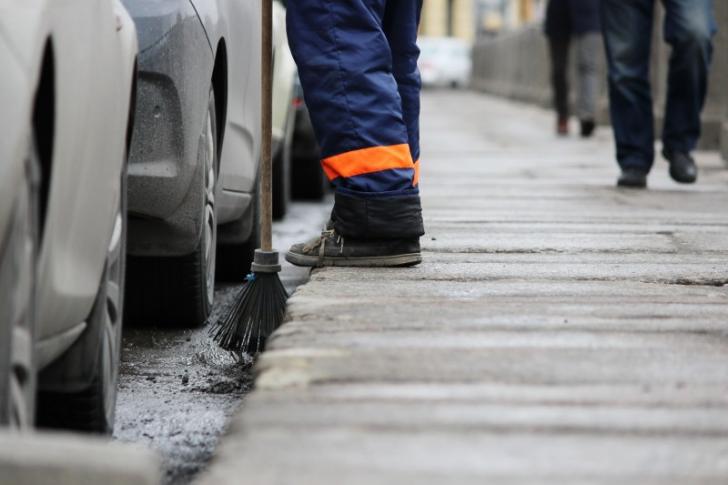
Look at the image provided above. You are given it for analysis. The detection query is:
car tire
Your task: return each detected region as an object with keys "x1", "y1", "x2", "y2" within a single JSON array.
[
  {"x1": 273, "y1": 104, "x2": 294, "y2": 220},
  {"x1": 125, "y1": 89, "x2": 218, "y2": 327},
  {"x1": 292, "y1": 156, "x2": 329, "y2": 200},
  {"x1": 36, "y1": 162, "x2": 127, "y2": 434},
  {"x1": 0, "y1": 137, "x2": 39, "y2": 428},
  {"x1": 216, "y1": 179, "x2": 260, "y2": 282}
]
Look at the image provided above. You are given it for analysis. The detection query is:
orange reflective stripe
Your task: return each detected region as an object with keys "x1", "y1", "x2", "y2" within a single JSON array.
[
  {"x1": 413, "y1": 159, "x2": 420, "y2": 187},
  {"x1": 322, "y1": 144, "x2": 414, "y2": 180}
]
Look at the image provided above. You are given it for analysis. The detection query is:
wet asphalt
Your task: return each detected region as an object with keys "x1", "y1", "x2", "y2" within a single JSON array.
[{"x1": 114, "y1": 199, "x2": 331, "y2": 485}]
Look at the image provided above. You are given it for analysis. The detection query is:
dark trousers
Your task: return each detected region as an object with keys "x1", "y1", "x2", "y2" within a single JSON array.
[
  {"x1": 287, "y1": 0, "x2": 424, "y2": 240},
  {"x1": 549, "y1": 37, "x2": 570, "y2": 121},
  {"x1": 549, "y1": 33, "x2": 600, "y2": 122},
  {"x1": 602, "y1": 0, "x2": 716, "y2": 172}
]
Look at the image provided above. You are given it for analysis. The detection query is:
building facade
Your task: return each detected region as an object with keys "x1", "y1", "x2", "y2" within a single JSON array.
[
  {"x1": 420, "y1": 0, "x2": 476, "y2": 41},
  {"x1": 420, "y1": 0, "x2": 545, "y2": 41}
]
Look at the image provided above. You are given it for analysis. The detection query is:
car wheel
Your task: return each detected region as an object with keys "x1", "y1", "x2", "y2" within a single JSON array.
[
  {"x1": 36, "y1": 162, "x2": 127, "y2": 434},
  {"x1": 125, "y1": 89, "x2": 218, "y2": 327},
  {"x1": 216, "y1": 178, "x2": 260, "y2": 282},
  {"x1": 273, "y1": 105, "x2": 294, "y2": 220},
  {"x1": 0, "y1": 137, "x2": 39, "y2": 428},
  {"x1": 292, "y1": 155, "x2": 329, "y2": 200}
]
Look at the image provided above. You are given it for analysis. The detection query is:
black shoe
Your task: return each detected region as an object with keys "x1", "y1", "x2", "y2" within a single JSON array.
[
  {"x1": 286, "y1": 229, "x2": 422, "y2": 268},
  {"x1": 662, "y1": 149, "x2": 697, "y2": 184},
  {"x1": 580, "y1": 119, "x2": 596, "y2": 138},
  {"x1": 617, "y1": 169, "x2": 647, "y2": 188}
]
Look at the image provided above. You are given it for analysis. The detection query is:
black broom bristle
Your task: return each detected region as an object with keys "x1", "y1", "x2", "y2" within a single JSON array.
[{"x1": 211, "y1": 272, "x2": 289, "y2": 354}]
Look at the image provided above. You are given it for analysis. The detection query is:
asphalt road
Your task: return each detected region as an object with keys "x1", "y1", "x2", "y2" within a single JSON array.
[{"x1": 113, "y1": 199, "x2": 331, "y2": 485}]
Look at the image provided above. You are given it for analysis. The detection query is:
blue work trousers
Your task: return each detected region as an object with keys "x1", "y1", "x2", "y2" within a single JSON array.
[
  {"x1": 601, "y1": 0, "x2": 716, "y2": 172},
  {"x1": 287, "y1": 0, "x2": 425, "y2": 240}
]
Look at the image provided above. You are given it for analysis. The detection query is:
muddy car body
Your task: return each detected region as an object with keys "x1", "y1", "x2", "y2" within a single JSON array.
[
  {"x1": 122, "y1": 0, "x2": 262, "y2": 325},
  {"x1": 0, "y1": 0, "x2": 138, "y2": 431}
]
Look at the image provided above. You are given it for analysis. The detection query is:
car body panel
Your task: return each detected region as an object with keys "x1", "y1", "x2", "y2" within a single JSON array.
[
  {"x1": 126, "y1": 2, "x2": 212, "y2": 221},
  {"x1": 0, "y1": 0, "x2": 137, "y2": 366},
  {"x1": 123, "y1": 0, "x2": 260, "y2": 254},
  {"x1": 271, "y1": 1, "x2": 295, "y2": 156},
  {"x1": 194, "y1": 0, "x2": 261, "y2": 225},
  {"x1": 0, "y1": 37, "x2": 30, "y2": 242},
  {"x1": 36, "y1": 1, "x2": 137, "y2": 348}
]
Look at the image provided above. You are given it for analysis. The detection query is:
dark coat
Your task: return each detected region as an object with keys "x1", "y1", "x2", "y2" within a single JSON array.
[{"x1": 545, "y1": 0, "x2": 600, "y2": 39}]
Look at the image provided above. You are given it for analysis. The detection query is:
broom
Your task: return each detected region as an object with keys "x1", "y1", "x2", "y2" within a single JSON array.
[{"x1": 211, "y1": 0, "x2": 288, "y2": 354}]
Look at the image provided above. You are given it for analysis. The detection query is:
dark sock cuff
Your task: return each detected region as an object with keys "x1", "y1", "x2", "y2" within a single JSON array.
[{"x1": 332, "y1": 191, "x2": 425, "y2": 240}]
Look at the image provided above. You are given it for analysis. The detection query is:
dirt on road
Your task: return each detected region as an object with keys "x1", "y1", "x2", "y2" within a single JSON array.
[{"x1": 114, "y1": 201, "x2": 330, "y2": 484}]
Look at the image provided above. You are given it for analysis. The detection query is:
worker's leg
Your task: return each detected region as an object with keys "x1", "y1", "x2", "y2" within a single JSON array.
[
  {"x1": 661, "y1": 0, "x2": 716, "y2": 154},
  {"x1": 286, "y1": 0, "x2": 424, "y2": 241},
  {"x1": 382, "y1": 0, "x2": 423, "y2": 185},
  {"x1": 601, "y1": 0, "x2": 655, "y2": 174}
]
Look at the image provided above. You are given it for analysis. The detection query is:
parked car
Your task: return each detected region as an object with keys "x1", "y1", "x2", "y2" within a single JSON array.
[
  {"x1": 121, "y1": 0, "x2": 262, "y2": 323},
  {"x1": 418, "y1": 36, "x2": 472, "y2": 89},
  {"x1": 0, "y1": 0, "x2": 137, "y2": 432},
  {"x1": 290, "y1": 75, "x2": 329, "y2": 200},
  {"x1": 271, "y1": 0, "x2": 297, "y2": 220}
]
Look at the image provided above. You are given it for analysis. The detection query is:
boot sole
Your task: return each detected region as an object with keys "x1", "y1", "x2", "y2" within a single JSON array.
[
  {"x1": 669, "y1": 169, "x2": 697, "y2": 184},
  {"x1": 285, "y1": 251, "x2": 422, "y2": 268}
]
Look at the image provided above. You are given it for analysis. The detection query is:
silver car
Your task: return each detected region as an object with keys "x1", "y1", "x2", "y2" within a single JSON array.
[
  {"x1": 0, "y1": 0, "x2": 138, "y2": 431},
  {"x1": 122, "y1": 0, "x2": 262, "y2": 326}
]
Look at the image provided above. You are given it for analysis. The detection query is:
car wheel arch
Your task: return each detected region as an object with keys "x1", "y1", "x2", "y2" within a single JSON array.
[
  {"x1": 125, "y1": 59, "x2": 138, "y2": 155},
  {"x1": 32, "y1": 38, "x2": 55, "y2": 241},
  {"x1": 211, "y1": 39, "x2": 227, "y2": 166}
]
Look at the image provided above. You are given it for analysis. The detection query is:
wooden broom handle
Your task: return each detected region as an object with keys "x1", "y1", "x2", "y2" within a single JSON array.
[{"x1": 260, "y1": 0, "x2": 273, "y2": 251}]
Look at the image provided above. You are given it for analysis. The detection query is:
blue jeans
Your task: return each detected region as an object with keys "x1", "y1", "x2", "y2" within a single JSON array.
[{"x1": 601, "y1": 0, "x2": 716, "y2": 172}]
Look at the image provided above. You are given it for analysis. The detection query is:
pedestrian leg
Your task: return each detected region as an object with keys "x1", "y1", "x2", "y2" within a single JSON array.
[
  {"x1": 601, "y1": 0, "x2": 656, "y2": 174},
  {"x1": 575, "y1": 32, "x2": 601, "y2": 137},
  {"x1": 548, "y1": 37, "x2": 571, "y2": 135},
  {"x1": 661, "y1": 0, "x2": 716, "y2": 154}
]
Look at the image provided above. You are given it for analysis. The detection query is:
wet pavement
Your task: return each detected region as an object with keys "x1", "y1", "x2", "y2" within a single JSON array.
[
  {"x1": 114, "y1": 199, "x2": 331, "y2": 485},
  {"x1": 197, "y1": 91, "x2": 728, "y2": 485}
]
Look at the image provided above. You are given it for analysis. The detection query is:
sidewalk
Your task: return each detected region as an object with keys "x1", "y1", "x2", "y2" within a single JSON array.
[{"x1": 199, "y1": 91, "x2": 728, "y2": 484}]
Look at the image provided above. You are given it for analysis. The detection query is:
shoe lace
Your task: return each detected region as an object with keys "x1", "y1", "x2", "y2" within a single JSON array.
[
  {"x1": 303, "y1": 229, "x2": 345, "y2": 266},
  {"x1": 321, "y1": 229, "x2": 345, "y2": 254}
]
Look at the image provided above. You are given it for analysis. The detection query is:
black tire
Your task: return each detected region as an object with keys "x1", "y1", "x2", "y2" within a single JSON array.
[
  {"x1": 216, "y1": 180, "x2": 260, "y2": 282},
  {"x1": 36, "y1": 162, "x2": 127, "y2": 434},
  {"x1": 292, "y1": 156, "x2": 329, "y2": 200},
  {"x1": 0, "y1": 137, "x2": 39, "y2": 428},
  {"x1": 125, "y1": 89, "x2": 218, "y2": 328},
  {"x1": 272, "y1": 144, "x2": 290, "y2": 220},
  {"x1": 273, "y1": 103, "x2": 294, "y2": 220}
]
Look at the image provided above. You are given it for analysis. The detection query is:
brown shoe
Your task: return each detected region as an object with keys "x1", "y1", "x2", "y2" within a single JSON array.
[{"x1": 557, "y1": 116, "x2": 569, "y2": 136}]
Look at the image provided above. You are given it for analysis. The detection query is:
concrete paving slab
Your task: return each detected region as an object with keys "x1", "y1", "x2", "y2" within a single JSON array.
[
  {"x1": 197, "y1": 91, "x2": 728, "y2": 484},
  {"x1": 0, "y1": 431, "x2": 161, "y2": 485},
  {"x1": 254, "y1": 346, "x2": 728, "y2": 388},
  {"x1": 281, "y1": 300, "x2": 728, "y2": 334},
  {"x1": 239, "y1": 396, "x2": 728, "y2": 436},
  {"x1": 201, "y1": 429, "x2": 728, "y2": 484}
]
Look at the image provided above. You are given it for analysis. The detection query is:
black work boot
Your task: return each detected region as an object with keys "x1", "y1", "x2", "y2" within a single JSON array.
[
  {"x1": 663, "y1": 149, "x2": 697, "y2": 184},
  {"x1": 286, "y1": 229, "x2": 422, "y2": 268},
  {"x1": 617, "y1": 169, "x2": 648, "y2": 189}
]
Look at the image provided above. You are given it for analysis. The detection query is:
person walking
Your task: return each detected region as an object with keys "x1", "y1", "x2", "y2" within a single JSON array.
[
  {"x1": 602, "y1": 0, "x2": 717, "y2": 188},
  {"x1": 284, "y1": 1, "x2": 425, "y2": 267},
  {"x1": 544, "y1": 0, "x2": 602, "y2": 137}
]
